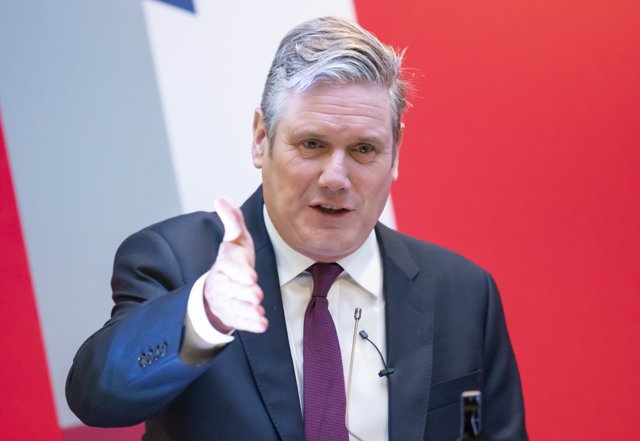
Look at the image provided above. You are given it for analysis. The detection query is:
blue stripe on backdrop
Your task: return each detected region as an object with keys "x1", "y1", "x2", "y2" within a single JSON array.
[{"x1": 155, "y1": 0, "x2": 196, "y2": 13}]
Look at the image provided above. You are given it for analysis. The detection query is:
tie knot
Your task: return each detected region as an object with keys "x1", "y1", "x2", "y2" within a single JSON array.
[{"x1": 307, "y1": 262, "x2": 343, "y2": 298}]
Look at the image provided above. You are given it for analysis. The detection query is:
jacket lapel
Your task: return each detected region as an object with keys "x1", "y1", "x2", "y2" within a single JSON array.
[
  {"x1": 377, "y1": 223, "x2": 435, "y2": 441},
  {"x1": 231, "y1": 190, "x2": 434, "y2": 441},
  {"x1": 235, "y1": 188, "x2": 304, "y2": 441}
]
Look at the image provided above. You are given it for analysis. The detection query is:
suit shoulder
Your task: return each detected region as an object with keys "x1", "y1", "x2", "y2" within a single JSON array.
[
  {"x1": 114, "y1": 211, "x2": 224, "y2": 283},
  {"x1": 146, "y1": 211, "x2": 220, "y2": 234},
  {"x1": 124, "y1": 211, "x2": 223, "y2": 243},
  {"x1": 117, "y1": 211, "x2": 224, "y2": 260},
  {"x1": 376, "y1": 223, "x2": 489, "y2": 280}
]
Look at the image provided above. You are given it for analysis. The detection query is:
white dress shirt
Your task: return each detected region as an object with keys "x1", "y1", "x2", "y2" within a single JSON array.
[{"x1": 182, "y1": 207, "x2": 389, "y2": 441}]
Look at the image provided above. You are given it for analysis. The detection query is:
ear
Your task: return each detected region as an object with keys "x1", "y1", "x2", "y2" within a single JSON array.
[
  {"x1": 252, "y1": 108, "x2": 268, "y2": 169},
  {"x1": 391, "y1": 122, "x2": 404, "y2": 181}
]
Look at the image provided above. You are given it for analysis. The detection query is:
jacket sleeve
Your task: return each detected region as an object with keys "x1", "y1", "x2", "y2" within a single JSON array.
[
  {"x1": 481, "y1": 274, "x2": 529, "y2": 440},
  {"x1": 65, "y1": 227, "x2": 219, "y2": 427}
]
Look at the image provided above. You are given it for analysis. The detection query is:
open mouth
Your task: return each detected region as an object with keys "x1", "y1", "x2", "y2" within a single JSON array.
[{"x1": 312, "y1": 204, "x2": 350, "y2": 215}]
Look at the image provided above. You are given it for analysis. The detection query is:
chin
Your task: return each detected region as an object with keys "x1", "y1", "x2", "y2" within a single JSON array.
[{"x1": 301, "y1": 240, "x2": 357, "y2": 262}]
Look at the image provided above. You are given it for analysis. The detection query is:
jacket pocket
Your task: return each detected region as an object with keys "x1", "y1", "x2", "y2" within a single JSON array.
[{"x1": 428, "y1": 369, "x2": 482, "y2": 411}]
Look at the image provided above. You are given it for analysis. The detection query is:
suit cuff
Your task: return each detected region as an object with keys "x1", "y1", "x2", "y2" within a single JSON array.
[{"x1": 180, "y1": 272, "x2": 234, "y2": 364}]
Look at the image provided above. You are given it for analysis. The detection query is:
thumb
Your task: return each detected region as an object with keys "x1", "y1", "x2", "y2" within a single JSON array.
[{"x1": 214, "y1": 196, "x2": 245, "y2": 243}]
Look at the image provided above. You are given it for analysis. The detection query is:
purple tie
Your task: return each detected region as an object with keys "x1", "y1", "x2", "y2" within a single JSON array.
[{"x1": 303, "y1": 263, "x2": 349, "y2": 441}]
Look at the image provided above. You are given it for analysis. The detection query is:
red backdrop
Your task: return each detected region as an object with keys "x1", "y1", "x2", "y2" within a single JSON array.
[
  {"x1": 0, "y1": 117, "x2": 62, "y2": 439},
  {"x1": 355, "y1": 0, "x2": 640, "y2": 439}
]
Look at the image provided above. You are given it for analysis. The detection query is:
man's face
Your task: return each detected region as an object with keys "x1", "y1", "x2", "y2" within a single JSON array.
[{"x1": 252, "y1": 82, "x2": 401, "y2": 262}]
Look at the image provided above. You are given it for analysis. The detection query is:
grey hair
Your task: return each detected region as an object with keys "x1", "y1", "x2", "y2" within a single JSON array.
[{"x1": 260, "y1": 16, "x2": 408, "y2": 147}]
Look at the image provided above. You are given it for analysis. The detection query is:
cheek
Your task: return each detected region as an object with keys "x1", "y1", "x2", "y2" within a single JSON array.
[
  {"x1": 285, "y1": 163, "x2": 319, "y2": 189},
  {"x1": 356, "y1": 167, "x2": 394, "y2": 194},
  {"x1": 268, "y1": 168, "x2": 316, "y2": 211}
]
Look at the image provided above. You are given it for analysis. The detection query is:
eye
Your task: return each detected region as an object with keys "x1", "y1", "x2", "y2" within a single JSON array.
[
  {"x1": 302, "y1": 140, "x2": 322, "y2": 149},
  {"x1": 353, "y1": 144, "x2": 374, "y2": 154},
  {"x1": 350, "y1": 144, "x2": 376, "y2": 156}
]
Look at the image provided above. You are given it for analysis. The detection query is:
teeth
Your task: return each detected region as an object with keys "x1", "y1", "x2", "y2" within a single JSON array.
[{"x1": 316, "y1": 204, "x2": 345, "y2": 213}]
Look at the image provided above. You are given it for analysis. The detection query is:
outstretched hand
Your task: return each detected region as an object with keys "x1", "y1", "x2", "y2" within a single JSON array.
[{"x1": 203, "y1": 197, "x2": 268, "y2": 333}]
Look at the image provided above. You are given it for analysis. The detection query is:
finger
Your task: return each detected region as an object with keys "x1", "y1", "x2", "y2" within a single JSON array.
[
  {"x1": 208, "y1": 298, "x2": 269, "y2": 333},
  {"x1": 237, "y1": 315, "x2": 269, "y2": 333},
  {"x1": 219, "y1": 300, "x2": 266, "y2": 323},
  {"x1": 206, "y1": 273, "x2": 263, "y2": 305},
  {"x1": 214, "y1": 247, "x2": 258, "y2": 285},
  {"x1": 214, "y1": 196, "x2": 249, "y2": 244}
]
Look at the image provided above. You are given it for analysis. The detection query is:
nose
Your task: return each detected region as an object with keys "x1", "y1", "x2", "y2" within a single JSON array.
[{"x1": 318, "y1": 149, "x2": 351, "y2": 192}]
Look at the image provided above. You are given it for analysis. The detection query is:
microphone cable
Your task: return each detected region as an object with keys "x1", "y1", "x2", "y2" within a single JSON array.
[
  {"x1": 359, "y1": 329, "x2": 395, "y2": 377},
  {"x1": 345, "y1": 307, "x2": 395, "y2": 440},
  {"x1": 345, "y1": 307, "x2": 362, "y2": 440}
]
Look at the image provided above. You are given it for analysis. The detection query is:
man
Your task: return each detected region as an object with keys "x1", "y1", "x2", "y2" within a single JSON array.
[{"x1": 67, "y1": 16, "x2": 528, "y2": 441}]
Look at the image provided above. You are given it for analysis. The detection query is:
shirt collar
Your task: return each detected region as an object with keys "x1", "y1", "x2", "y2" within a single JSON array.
[{"x1": 263, "y1": 205, "x2": 382, "y2": 298}]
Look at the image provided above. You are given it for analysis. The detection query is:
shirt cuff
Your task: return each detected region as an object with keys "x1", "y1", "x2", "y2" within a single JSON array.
[{"x1": 180, "y1": 272, "x2": 235, "y2": 364}]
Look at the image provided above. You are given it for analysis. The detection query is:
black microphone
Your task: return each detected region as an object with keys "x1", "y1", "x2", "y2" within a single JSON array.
[{"x1": 359, "y1": 329, "x2": 395, "y2": 377}]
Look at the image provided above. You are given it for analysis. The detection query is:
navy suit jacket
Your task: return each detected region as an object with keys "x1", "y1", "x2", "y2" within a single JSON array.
[{"x1": 66, "y1": 187, "x2": 528, "y2": 440}]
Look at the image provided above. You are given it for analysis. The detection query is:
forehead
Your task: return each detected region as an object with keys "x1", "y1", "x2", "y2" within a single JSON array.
[{"x1": 277, "y1": 83, "x2": 393, "y2": 142}]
